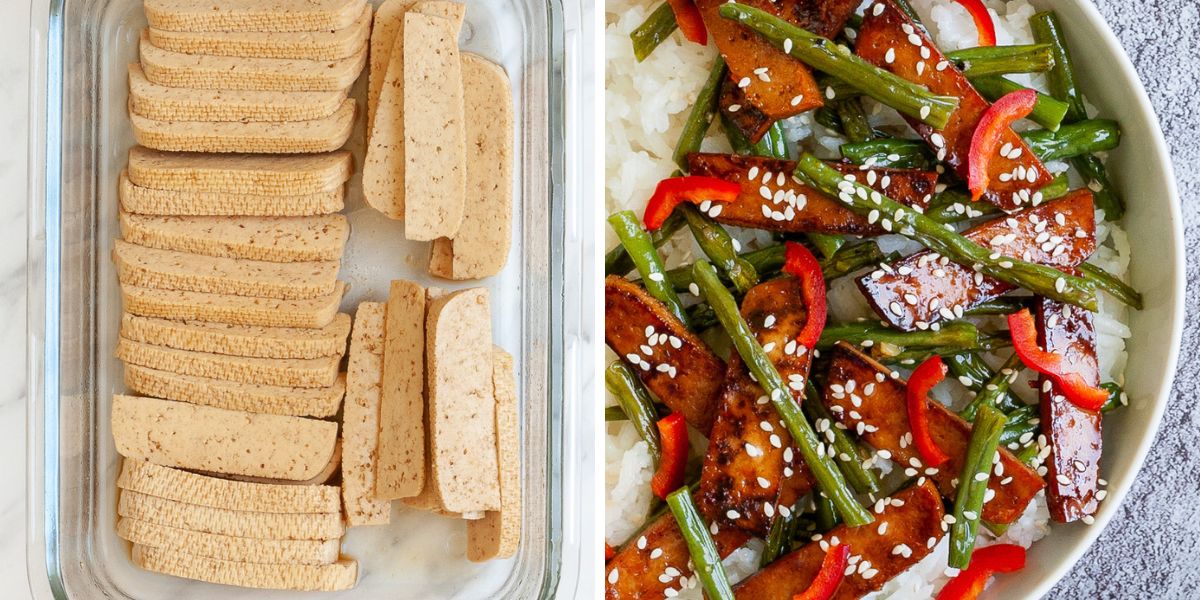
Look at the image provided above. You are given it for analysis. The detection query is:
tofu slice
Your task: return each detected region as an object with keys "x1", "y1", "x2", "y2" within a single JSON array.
[
  {"x1": 210, "y1": 440, "x2": 342, "y2": 487},
  {"x1": 116, "y1": 338, "x2": 341, "y2": 388},
  {"x1": 131, "y1": 545, "x2": 357, "y2": 592},
  {"x1": 147, "y1": 3, "x2": 371, "y2": 61},
  {"x1": 119, "y1": 490, "x2": 345, "y2": 540},
  {"x1": 375, "y1": 280, "x2": 428, "y2": 499},
  {"x1": 143, "y1": 0, "x2": 365, "y2": 33},
  {"x1": 467, "y1": 346, "x2": 521, "y2": 561},
  {"x1": 118, "y1": 518, "x2": 340, "y2": 565},
  {"x1": 124, "y1": 365, "x2": 345, "y2": 418},
  {"x1": 120, "y1": 313, "x2": 350, "y2": 360},
  {"x1": 401, "y1": 287, "x2": 453, "y2": 514},
  {"x1": 341, "y1": 303, "x2": 393, "y2": 526},
  {"x1": 363, "y1": 1, "x2": 465, "y2": 220},
  {"x1": 128, "y1": 64, "x2": 350, "y2": 123},
  {"x1": 401, "y1": 12, "x2": 466, "y2": 240},
  {"x1": 425, "y1": 288, "x2": 500, "y2": 515},
  {"x1": 117, "y1": 459, "x2": 340, "y2": 514},
  {"x1": 119, "y1": 170, "x2": 345, "y2": 217},
  {"x1": 126, "y1": 146, "x2": 352, "y2": 196},
  {"x1": 111, "y1": 395, "x2": 338, "y2": 481},
  {"x1": 130, "y1": 98, "x2": 356, "y2": 154},
  {"x1": 429, "y1": 52, "x2": 513, "y2": 280},
  {"x1": 113, "y1": 239, "x2": 341, "y2": 300},
  {"x1": 119, "y1": 212, "x2": 349, "y2": 263},
  {"x1": 120, "y1": 281, "x2": 346, "y2": 329}
]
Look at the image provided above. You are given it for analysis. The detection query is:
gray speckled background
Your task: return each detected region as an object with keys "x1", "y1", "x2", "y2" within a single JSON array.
[{"x1": 1049, "y1": 1, "x2": 1200, "y2": 598}]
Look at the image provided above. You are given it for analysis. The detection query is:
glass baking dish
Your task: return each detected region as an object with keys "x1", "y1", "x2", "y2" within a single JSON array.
[{"x1": 24, "y1": 0, "x2": 585, "y2": 597}]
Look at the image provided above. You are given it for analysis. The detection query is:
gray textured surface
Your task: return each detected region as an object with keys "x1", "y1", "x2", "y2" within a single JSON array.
[{"x1": 1049, "y1": 1, "x2": 1200, "y2": 598}]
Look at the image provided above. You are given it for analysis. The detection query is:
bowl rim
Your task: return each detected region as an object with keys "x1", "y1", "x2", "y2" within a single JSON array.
[{"x1": 1023, "y1": 0, "x2": 1185, "y2": 597}]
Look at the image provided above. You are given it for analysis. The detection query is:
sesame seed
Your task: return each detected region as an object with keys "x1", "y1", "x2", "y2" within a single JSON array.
[
  {"x1": 783, "y1": 38, "x2": 793, "y2": 53},
  {"x1": 608, "y1": 569, "x2": 619, "y2": 584},
  {"x1": 738, "y1": 77, "x2": 751, "y2": 88}
]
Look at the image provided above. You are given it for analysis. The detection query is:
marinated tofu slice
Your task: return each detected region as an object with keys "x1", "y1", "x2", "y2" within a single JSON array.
[
  {"x1": 124, "y1": 364, "x2": 345, "y2": 418},
  {"x1": 120, "y1": 313, "x2": 350, "y2": 360},
  {"x1": 126, "y1": 147, "x2": 352, "y2": 197},
  {"x1": 823, "y1": 343, "x2": 1044, "y2": 524},
  {"x1": 143, "y1": 0, "x2": 365, "y2": 33},
  {"x1": 733, "y1": 481, "x2": 945, "y2": 599},
  {"x1": 699, "y1": 276, "x2": 816, "y2": 537},
  {"x1": 116, "y1": 338, "x2": 341, "y2": 388},
  {"x1": 146, "y1": 3, "x2": 371, "y2": 61},
  {"x1": 856, "y1": 0, "x2": 1051, "y2": 211},
  {"x1": 719, "y1": 77, "x2": 774, "y2": 145},
  {"x1": 857, "y1": 190, "x2": 1096, "y2": 331},
  {"x1": 119, "y1": 212, "x2": 350, "y2": 263},
  {"x1": 118, "y1": 518, "x2": 341, "y2": 565},
  {"x1": 118, "y1": 489, "x2": 345, "y2": 540},
  {"x1": 687, "y1": 153, "x2": 937, "y2": 235},
  {"x1": 128, "y1": 64, "x2": 350, "y2": 123},
  {"x1": 467, "y1": 347, "x2": 522, "y2": 561},
  {"x1": 696, "y1": 0, "x2": 859, "y2": 126},
  {"x1": 130, "y1": 545, "x2": 357, "y2": 592},
  {"x1": 120, "y1": 281, "x2": 346, "y2": 329},
  {"x1": 341, "y1": 302, "x2": 393, "y2": 525},
  {"x1": 1036, "y1": 298, "x2": 1103, "y2": 523},
  {"x1": 118, "y1": 459, "x2": 341, "y2": 514},
  {"x1": 605, "y1": 511, "x2": 751, "y2": 600},
  {"x1": 605, "y1": 275, "x2": 725, "y2": 433},
  {"x1": 376, "y1": 280, "x2": 428, "y2": 500}
]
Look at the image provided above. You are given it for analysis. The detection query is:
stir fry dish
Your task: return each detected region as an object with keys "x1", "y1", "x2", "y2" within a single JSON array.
[{"x1": 605, "y1": 0, "x2": 1139, "y2": 598}]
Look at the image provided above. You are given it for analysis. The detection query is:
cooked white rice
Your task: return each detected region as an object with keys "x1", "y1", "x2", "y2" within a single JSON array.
[{"x1": 605, "y1": 0, "x2": 1133, "y2": 597}]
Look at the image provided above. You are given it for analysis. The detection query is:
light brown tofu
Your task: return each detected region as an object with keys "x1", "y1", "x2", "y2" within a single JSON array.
[
  {"x1": 131, "y1": 545, "x2": 357, "y2": 591},
  {"x1": 341, "y1": 303, "x2": 393, "y2": 526},
  {"x1": 375, "y1": 280, "x2": 427, "y2": 499},
  {"x1": 467, "y1": 346, "x2": 521, "y2": 561}
]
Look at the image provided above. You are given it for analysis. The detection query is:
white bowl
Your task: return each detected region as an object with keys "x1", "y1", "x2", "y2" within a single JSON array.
[{"x1": 987, "y1": 1, "x2": 1184, "y2": 598}]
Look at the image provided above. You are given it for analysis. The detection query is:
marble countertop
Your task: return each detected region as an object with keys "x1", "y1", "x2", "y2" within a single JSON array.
[{"x1": 0, "y1": 0, "x2": 1195, "y2": 598}]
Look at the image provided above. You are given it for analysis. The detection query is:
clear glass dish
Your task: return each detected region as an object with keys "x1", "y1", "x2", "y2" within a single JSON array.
[{"x1": 24, "y1": 0, "x2": 582, "y2": 597}]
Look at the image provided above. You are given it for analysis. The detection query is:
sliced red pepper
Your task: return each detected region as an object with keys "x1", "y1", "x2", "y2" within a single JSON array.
[
  {"x1": 792, "y1": 543, "x2": 850, "y2": 600},
  {"x1": 650, "y1": 412, "x2": 689, "y2": 499},
  {"x1": 906, "y1": 355, "x2": 951, "y2": 467},
  {"x1": 781, "y1": 242, "x2": 828, "y2": 350},
  {"x1": 954, "y1": 0, "x2": 997, "y2": 47},
  {"x1": 936, "y1": 544, "x2": 1026, "y2": 600},
  {"x1": 666, "y1": 0, "x2": 708, "y2": 46},
  {"x1": 967, "y1": 89, "x2": 1038, "y2": 202},
  {"x1": 642, "y1": 175, "x2": 740, "y2": 231},
  {"x1": 1007, "y1": 308, "x2": 1109, "y2": 411},
  {"x1": 605, "y1": 542, "x2": 616, "y2": 562}
]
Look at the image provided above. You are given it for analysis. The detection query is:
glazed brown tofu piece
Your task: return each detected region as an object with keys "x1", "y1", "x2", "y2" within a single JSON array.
[
  {"x1": 605, "y1": 511, "x2": 750, "y2": 600},
  {"x1": 823, "y1": 343, "x2": 1044, "y2": 525},
  {"x1": 605, "y1": 275, "x2": 725, "y2": 433},
  {"x1": 687, "y1": 153, "x2": 937, "y2": 235},
  {"x1": 856, "y1": 0, "x2": 1052, "y2": 211},
  {"x1": 733, "y1": 481, "x2": 946, "y2": 599},
  {"x1": 1037, "y1": 297, "x2": 1103, "y2": 523},
  {"x1": 709, "y1": 0, "x2": 860, "y2": 142},
  {"x1": 699, "y1": 276, "x2": 817, "y2": 537},
  {"x1": 857, "y1": 189, "x2": 1096, "y2": 331}
]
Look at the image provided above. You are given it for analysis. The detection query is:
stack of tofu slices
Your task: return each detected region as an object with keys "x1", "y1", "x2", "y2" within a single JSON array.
[{"x1": 113, "y1": 0, "x2": 364, "y2": 591}]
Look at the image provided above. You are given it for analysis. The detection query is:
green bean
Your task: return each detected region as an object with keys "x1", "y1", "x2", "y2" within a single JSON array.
[
  {"x1": 1030, "y1": 11, "x2": 1088, "y2": 122},
  {"x1": 807, "y1": 233, "x2": 846, "y2": 258},
  {"x1": 605, "y1": 361, "x2": 663, "y2": 460},
  {"x1": 674, "y1": 58, "x2": 727, "y2": 170},
  {"x1": 978, "y1": 332, "x2": 1014, "y2": 352},
  {"x1": 608, "y1": 211, "x2": 691, "y2": 325},
  {"x1": 631, "y1": 3, "x2": 678, "y2": 63},
  {"x1": 817, "y1": 320, "x2": 980, "y2": 352},
  {"x1": 960, "y1": 354, "x2": 1023, "y2": 422},
  {"x1": 804, "y1": 382, "x2": 880, "y2": 495},
  {"x1": 680, "y1": 204, "x2": 760, "y2": 294},
  {"x1": 1101, "y1": 382, "x2": 1129, "y2": 413},
  {"x1": 604, "y1": 406, "x2": 627, "y2": 422},
  {"x1": 822, "y1": 243, "x2": 898, "y2": 281},
  {"x1": 963, "y1": 298, "x2": 1030, "y2": 316},
  {"x1": 757, "y1": 122, "x2": 793, "y2": 160},
  {"x1": 1080, "y1": 263, "x2": 1143, "y2": 310},
  {"x1": 946, "y1": 44, "x2": 1056, "y2": 79},
  {"x1": 926, "y1": 174, "x2": 1067, "y2": 224},
  {"x1": 718, "y1": 4, "x2": 959, "y2": 129},
  {"x1": 971, "y1": 75, "x2": 1069, "y2": 132},
  {"x1": 840, "y1": 138, "x2": 933, "y2": 170},
  {"x1": 795, "y1": 154, "x2": 1098, "y2": 311},
  {"x1": 893, "y1": 0, "x2": 924, "y2": 26},
  {"x1": 813, "y1": 106, "x2": 843, "y2": 133},
  {"x1": 1073, "y1": 154, "x2": 1125, "y2": 220},
  {"x1": 945, "y1": 351, "x2": 1025, "y2": 415},
  {"x1": 813, "y1": 491, "x2": 841, "y2": 532},
  {"x1": 998, "y1": 404, "x2": 1039, "y2": 446},
  {"x1": 949, "y1": 404, "x2": 1007, "y2": 569},
  {"x1": 1021, "y1": 119, "x2": 1121, "y2": 162},
  {"x1": 834, "y1": 98, "x2": 876, "y2": 143},
  {"x1": 666, "y1": 242, "x2": 888, "y2": 293},
  {"x1": 761, "y1": 511, "x2": 796, "y2": 567},
  {"x1": 692, "y1": 260, "x2": 873, "y2": 526},
  {"x1": 721, "y1": 113, "x2": 755, "y2": 155},
  {"x1": 667, "y1": 487, "x2": 735, "y2": 600},
  {"x1": 1015, "y1": 440, "x2": 1040, "y2": 466},
  {"x1": 606, "y1": 212, "x2": 684, "y2": 276}
]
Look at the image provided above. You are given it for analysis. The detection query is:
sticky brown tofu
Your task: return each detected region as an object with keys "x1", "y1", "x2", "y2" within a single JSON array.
[
  {"x1": 697, "y1": 0, "x2": 860, "y2": 128},
  {"x1": 734, "y1": 481, "x2": 946, "y2": 599},
  {"x1": 605, "y1": 275, "x2": 725, "y2": 433},
  {"x1": 824, "y1": 343, "x2": 1044, "y2": 524},
  {"x1": 857, "y1": 189, "x2": 1096, "y2": 331},
  {"x1": 605, "y1": 511, "x2": 750, "y2": 600},
  {"x1": 1037, "y1": 297, "x2": 1103, "y2": 523},
  {"x1": 710, "y1": 0, "x2": 860, "y2": 142},
  {"x1": 856, "y1": 0, "x2": 1051, "y2": 211},
  {"x1": 687, "y1": 153, "x2": 936, "y2": 235},
  {"x1": 699, "y1": 277, "x2": 817, "y2": 537}
]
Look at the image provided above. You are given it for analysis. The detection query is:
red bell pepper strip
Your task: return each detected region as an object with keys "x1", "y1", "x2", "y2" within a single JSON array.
[
  {"x1": 781, "y1": 242, "x2": 828, "y2": 350},
  {"x1": 666, "y1": 0, "x2": 708, "y2": 46},
  {"x1": 967, "y1": 89, "x2": 1038, "y2": 202},
  {"x1": 792, "y1": 543, "x2": 850, "y2": 600},
  {"x1": 1007, "y1": 308, "x2": 1109, "y2": 411},
  {"x1": 642, "y1": 176, "x2": 740, "y2": 231},
  {"x1": 936, "y1": 544, "x2": 1026, "y2": 600},
  {"x1": 650, "y1": 413, "x2": 689, "y2": 499},
  {"x1": 954, "y1": 0, "x2": 997, "y2": 47},
  {"x1": 907, "y1": 355, "x2": 951, "y2": 467},
  {"x1": 605, "y1": 542, "x2": 616, "y2": 562}
]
